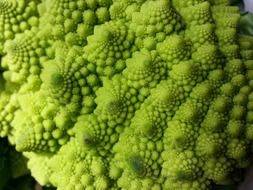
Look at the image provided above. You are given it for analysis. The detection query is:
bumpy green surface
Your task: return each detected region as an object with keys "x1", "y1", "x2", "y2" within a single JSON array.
[{"x1": 0, "y1": 0, "x2": 253, "y2": 190}]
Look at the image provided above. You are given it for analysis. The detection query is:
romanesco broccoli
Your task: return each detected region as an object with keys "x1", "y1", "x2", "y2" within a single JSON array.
[{"x1": 0, "y1": 0, "x2": 252, "y2": 190}]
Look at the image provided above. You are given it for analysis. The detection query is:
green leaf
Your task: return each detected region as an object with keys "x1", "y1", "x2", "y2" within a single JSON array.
[
  {"x1": 4, "y1": 175, "x2": 35, "y2": 190},
  {"x1": 230, "y1": 0, "x2": 243, "y2": 4},
  {"x1": 239, "y1": 12, "x2": 253, "y2": 35},
  {"x1": 0, "y1": 139, "x2": 11, "y2": 190},
  {"x1": 214, "y1": 185, "x2": 237, "y2": 190},
  {"x1": 0, "y1": 156, "x2": 11, "y2": 190}
]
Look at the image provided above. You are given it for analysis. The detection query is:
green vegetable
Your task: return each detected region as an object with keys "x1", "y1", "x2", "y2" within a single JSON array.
[{"x1": 0, "y1": 0, "x2": 252, "y2": 190}]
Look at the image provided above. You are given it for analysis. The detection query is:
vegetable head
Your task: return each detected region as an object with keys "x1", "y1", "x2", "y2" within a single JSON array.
[{"x1": 0, "y1": 0, "x2": 253, "y2": 190}]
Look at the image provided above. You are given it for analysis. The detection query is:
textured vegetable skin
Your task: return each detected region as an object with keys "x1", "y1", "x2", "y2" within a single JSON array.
[{"x1": 0, "y1": 0, "x2": 252, "y2": 190}]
